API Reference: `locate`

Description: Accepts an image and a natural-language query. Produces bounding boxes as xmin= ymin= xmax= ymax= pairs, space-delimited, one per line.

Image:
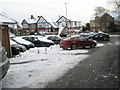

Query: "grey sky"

xmin=1 ymin=0 xmax=110 ymax=24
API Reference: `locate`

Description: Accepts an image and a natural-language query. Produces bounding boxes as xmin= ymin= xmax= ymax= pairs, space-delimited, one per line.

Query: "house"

xmin=21 ymin=15 xmax=38 ymax=35
xmin=37 ymin=16 xmax=57 ymax=35
xmin=90 ymin=11 xmax=119 ymax=33
xmin=0 ymin=13 xmax=17 ymax=57
xmin=21 ymin=15 xmax=57 ymax=35
xmin=56 ymin=16 xmax=81 ymax=30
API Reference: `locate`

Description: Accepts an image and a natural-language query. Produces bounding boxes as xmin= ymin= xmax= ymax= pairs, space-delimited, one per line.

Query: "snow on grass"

xmin=2 ymin=45 xmax=89 ymax=88
xmin=96 ymin=43 xmax=104 ymax=47
xmin=110 ymin=35 xmax=120 ymax=37
xmin=115 ymin=41 xmax=120 ymax=45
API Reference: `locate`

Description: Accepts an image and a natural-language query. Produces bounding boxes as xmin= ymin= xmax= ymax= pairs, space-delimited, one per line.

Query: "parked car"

xmin=59 ymin=36 xmax=97 ymax=50
xmin=46 ymin=35 xmax=62 ymax=44
xmin=11 ymin=45 xmax=20 ymax=55
xmin=0 ymin=46 xmax=10 ymax=79
xmin=80 ymin=32 xmax=97 ymax=37
xmin=22 ymin=36 xmax=54 ymax=47
xmin=11 ymin=37 xmax=34 ymax=50
xmin=80 ymin=32 xmax=91 ymax=37
xmin=88 ymin=33 xmax=110 ymax=41
xmin=10 ymin=40 xmax=26 ymax=55
xmin=60 ymin=29 xmax=68 ymax=37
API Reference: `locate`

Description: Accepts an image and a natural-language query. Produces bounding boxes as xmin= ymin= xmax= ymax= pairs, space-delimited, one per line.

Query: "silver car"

xmin=0 ymin=46 xmax=10 ymax=79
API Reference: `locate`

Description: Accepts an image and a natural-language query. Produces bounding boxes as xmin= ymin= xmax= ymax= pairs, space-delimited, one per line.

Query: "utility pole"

xmin=65 ymin=2 xmax=67 ymax=18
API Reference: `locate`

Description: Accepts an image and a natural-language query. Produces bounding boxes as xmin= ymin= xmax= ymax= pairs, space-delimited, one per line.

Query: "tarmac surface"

xmin=46 ymin=36 xmax=120 ymax=88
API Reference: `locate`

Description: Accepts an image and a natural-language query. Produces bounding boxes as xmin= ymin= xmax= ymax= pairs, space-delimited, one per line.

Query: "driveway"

xmin=46 ymin=36 xmax=120 ymax=88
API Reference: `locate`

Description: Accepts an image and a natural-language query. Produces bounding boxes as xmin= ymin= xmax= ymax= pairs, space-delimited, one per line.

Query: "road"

xmin=46 ymin=36 xmax=120 ymax=88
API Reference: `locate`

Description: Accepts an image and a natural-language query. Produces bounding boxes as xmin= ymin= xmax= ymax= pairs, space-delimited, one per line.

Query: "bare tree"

xmin=94 ymin=7 xmax=106 ymax=17
xmin=107 ymin=0 xmax=120 ymax=19
xmin=107 ymin=0 xmax=120 ymax=8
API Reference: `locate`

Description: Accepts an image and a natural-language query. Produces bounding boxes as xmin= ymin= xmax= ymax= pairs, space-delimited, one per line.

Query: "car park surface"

xmin=2 ymin=35 xmax=119 ymax=88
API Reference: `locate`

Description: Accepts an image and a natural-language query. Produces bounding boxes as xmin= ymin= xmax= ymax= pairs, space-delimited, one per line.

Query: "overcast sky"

xmin=1 ymin=0 xmax=110 ymax=24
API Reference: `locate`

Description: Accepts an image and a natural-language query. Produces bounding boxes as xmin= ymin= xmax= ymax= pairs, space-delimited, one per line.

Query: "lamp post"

xmin=65 ymin=2 xmax=67 ymax=18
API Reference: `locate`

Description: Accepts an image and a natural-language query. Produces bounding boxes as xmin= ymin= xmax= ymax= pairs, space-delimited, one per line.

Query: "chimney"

xmin=38 ymin=16 xmax=40 ymax=18
xmin=31 ymin=15 xmax=34 ymax=19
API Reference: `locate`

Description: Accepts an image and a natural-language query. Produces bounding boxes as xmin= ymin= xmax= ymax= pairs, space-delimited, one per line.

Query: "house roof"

xmin=26 ymin=18 xmax=38 ymax=24
xmin=91 ymin=11 xmax=118 ymax=20
xmin=56 ymin=16 xmax=70 ymax=22
xmin=0 ymin=13 xmax=17 ymax=25
xmin=56 ymin=16 xmax=81 ymax=22
xmin=67 ymin=17 xmax=81 ymax=22
xmin=43 ymin=16 xmax=57 ymax=28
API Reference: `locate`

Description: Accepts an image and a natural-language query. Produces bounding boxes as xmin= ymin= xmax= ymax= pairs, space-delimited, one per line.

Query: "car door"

xmin=79 ymin=37 xmax=90 ymax=46
xmin=74 ymin=37 xmax=83 ymax=47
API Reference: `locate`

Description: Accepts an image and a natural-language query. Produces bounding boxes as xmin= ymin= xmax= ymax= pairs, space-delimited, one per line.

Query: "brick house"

xmin=90 ymin=12 xmax=115 ymax=33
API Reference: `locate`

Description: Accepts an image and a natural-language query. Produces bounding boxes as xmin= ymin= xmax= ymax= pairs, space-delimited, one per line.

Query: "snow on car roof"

xmin=13 ymin=37 xmax=32 ymax=45
xmin=10 ymin=39 xmax=17 ymax=45
xmin=37 ymin=37 xmax=54 ymax=43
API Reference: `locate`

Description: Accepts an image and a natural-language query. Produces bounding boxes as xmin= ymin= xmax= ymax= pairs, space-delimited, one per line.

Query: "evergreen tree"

xmin=108 ymin=22 xmax=119 ymax=32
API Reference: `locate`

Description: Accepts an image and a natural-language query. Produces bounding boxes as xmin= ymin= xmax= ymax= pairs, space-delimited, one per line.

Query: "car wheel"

xmin=63 ymin=48 xmax=67 ymax=50
xmin=71 ymin=44 xmax=77 ymax=50
xmin=82 ymin=46 xmax=85 ymax=49
xmin=90 ymin=43 xmax=96 ymax=48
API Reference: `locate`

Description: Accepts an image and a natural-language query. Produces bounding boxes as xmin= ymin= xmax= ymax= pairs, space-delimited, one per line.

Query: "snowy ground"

xmin=2 ymin=43 xmax=104 ymax=88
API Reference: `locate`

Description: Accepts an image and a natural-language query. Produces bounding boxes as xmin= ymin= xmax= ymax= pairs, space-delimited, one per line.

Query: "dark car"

xmin=11 ymin=37 xmax=34 ymax=50
xmin=11 ymin=45 xmax=21 ymax=55
xmin=22 ymin=36 xmax=54 ymax=47
xmin=59 ymin=36 xmax=97 ymax=50
xmin=88 ymin=33 xmax=110 ymax=41
xmin=47 ymin=35 xmax=62 ymax=44
xmin=10 ymin=40 xmax=26 ymax=55
xmin=0 ymin=46 xmax=10 ymax=79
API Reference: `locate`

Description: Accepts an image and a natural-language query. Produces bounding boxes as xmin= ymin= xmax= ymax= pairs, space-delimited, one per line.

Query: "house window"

xmin=98 ymin=24 xmax=100 ymax=27
xmin=23 ymin=24 xmax=29 ymax=28
xmin=92 ymin=29 xmax=95 ymax=32
xmin=30 ymin=24 xmax=36 ymax=28
xmin=92 ymin=24 xmax=95 ymax=27
xmin=107 ymin=22 xmax=110 ymax=26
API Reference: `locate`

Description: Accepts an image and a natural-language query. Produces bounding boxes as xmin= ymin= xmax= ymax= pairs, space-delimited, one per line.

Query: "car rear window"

xmin=74 ymin=37 xmax=87 ymax=40
xmin=63 ymin=37 xmax=71 ymax=40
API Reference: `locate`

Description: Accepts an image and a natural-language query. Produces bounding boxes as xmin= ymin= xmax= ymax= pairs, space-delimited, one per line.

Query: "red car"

xmin=59 ymin=36 xmax=97 ymax=50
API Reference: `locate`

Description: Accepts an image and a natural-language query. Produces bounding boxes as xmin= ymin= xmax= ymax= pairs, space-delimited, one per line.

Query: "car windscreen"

xmin=74 ymin=37 xmax=87 ymax=40
xmin=63 ymin=37 xmax=71 ymax=40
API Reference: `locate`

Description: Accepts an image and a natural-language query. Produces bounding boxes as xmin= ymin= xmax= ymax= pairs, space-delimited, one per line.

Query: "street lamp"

xmin=65 ymin=2 xmax=67 ymax=18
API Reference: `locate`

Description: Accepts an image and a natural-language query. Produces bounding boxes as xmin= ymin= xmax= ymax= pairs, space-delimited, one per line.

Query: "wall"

xmin=1 ymin=25 xmax=11 ymax=57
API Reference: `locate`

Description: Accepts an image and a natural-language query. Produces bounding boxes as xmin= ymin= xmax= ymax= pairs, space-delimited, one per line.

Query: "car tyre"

xmin=71 ymin=44 xmax=77 ymax=50
xmin=90 ymin=43 xmax=96 ymax=48
xmin=63 ymin=48 xmax=67 ymax=50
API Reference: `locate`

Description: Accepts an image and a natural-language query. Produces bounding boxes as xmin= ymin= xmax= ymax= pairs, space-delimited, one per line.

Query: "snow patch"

xmin=96 ymin=43 xmax=104 ymax=47
xmin=2 ymin=45 xmax=89 ymax=88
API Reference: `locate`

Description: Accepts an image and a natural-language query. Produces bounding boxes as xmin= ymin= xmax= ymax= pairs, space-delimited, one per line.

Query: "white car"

xmin=11 ymin=37 xmax=34 ymax=50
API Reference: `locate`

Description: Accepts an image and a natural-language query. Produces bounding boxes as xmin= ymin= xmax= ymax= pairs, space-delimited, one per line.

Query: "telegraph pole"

xmin=65 ymin=2 xmax=67 ymax=17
